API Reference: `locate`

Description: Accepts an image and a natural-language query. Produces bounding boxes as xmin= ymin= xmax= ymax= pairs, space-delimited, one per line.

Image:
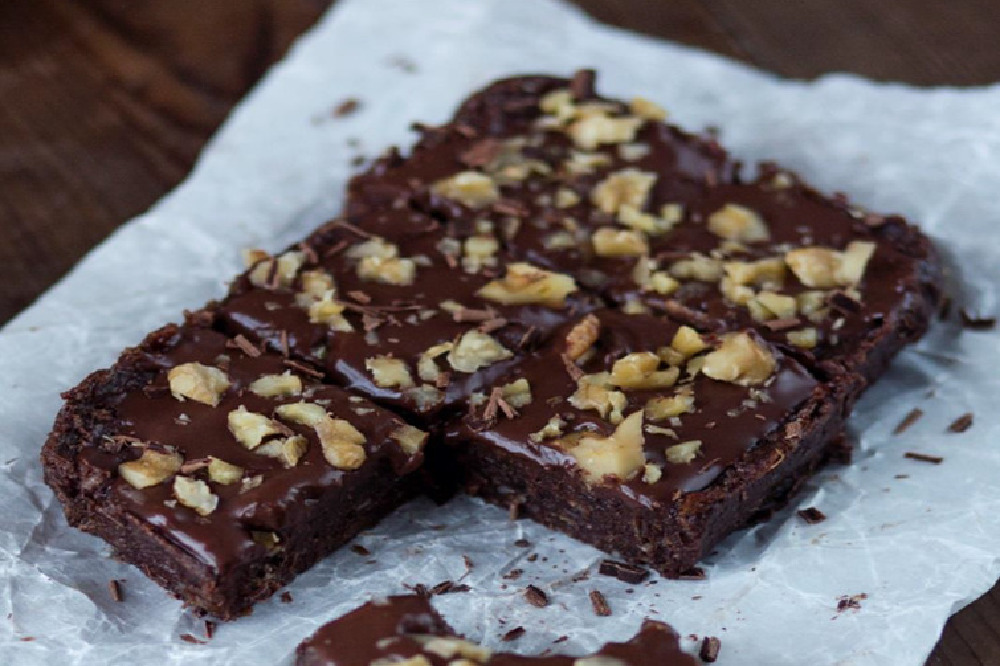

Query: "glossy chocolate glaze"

xmin=448 ymin=310 xmax=818 ymax=507
xmin=82 ymin=325 xmax=422 ymax=575
xmin=295 ymin=595 xmax=698 ymax=666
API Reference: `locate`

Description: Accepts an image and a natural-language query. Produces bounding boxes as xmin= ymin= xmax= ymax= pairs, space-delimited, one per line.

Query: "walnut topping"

xmin=787 ymin=327 xmax=818 ymax=348
xmin=569 ymin=373 xmax=627 ymax=424
xmin=632 ymin=257 xmax=679 ymax=295
xmin=249 ymin=371 xmax=303 ymax=398
xmin=447 ymin=331 xmax=513 ymax=373
xmin=297 ymin=269 xmax=335 ymax=302
xmin=275 ymin=402 xmax=367 ymax=470
xmin=629 ymin=96 xmax=667 ymax=120
xmin=405 ymin=385 xmax=445 ymax=411
xmin=173 ymin=476 xmax=218 ymax=516
xmin=530 ymin=415 xmax=566 ymax=442
xmin=358 ymin=256 xmax=417 ymax=286
xmin=642 ymin=463 xmax=663 ymax=484
xmin=228 ymin=405 xmax=286 ymax=450
xmin=591 ymin=227 xmax=649 ymax=257
xmin=365 ymin=356 xmax=415 ymax=389
xmin=671 ymin=326 xmax=707 ymax=357
xmin=645 ymin=388 xmax=695 ymax=421
xmin=707 ymin=204 xmax=770 ymax=242
xmin=167 ymin=363 xmax=230 ymax=407
xmin=591 ymin=169 xmax=657 ymax=215
xmin=419 ymin=637 xmax=492 ymax=663
xmin=565 ymin=150 xmax=612 ymax=174
xmin=747 ymin=291 xmax=798 ymax=322
xmin=723 ymin=258 xmax=785 ymax=288
xmin=700 ymin=333 xmax=776 ymax=386
xmin=417 ymin=342 xmax=453 ymax=383
xmin=565 ymin=314 xmax=600 ymax=361
xmin=565 ymin=410 xmax=645 ymax=482
xmin=476 ymin=263 xmax=577 ymax=306
xmin=462 ymin=235 xmax=500 ymax=274
xmin=308 ymin=293 xmax=353 ymax=331
xmin=665 ymin=440 xmax=702 ymax=464
xmin=609 ymin=353 xmax=679 ymax=389
xmin=618 ymin=203 xmax=681 ymax=235
xmin=207 ymin=457 xmax=243 ymax=485
xmin=499 ymin=378 xmax=533 ymax=409
xmin=555 ymin=188 xmax=580 ymax=208
xmin=431 ymin=171 xmax=500 ymax=208
xmin=118 ymin=450 xmax=183 ymax=489
xmin=248 ymin=251 xmax=305 ymax=289
xmin=256 ymin=434 xmax=309 ymax=467
xmin=390 ymin=424 xmax=428 ymax=455
xmin=785 ymin=241 xmax=876 ymax=288
xmin=568 ymin=114 xmax=643 ymax=150
xmin=669 ymin=253 xmax=724 ymax=281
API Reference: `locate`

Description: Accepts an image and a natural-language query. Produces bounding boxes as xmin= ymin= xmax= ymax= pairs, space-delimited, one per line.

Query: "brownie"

xmin=41 ymin=314 xmax=427 ymax=619
xmin=295 ymin=594 xmax=699 ymax=666
xmin=445 ymin=309 xmax=849 ymax=576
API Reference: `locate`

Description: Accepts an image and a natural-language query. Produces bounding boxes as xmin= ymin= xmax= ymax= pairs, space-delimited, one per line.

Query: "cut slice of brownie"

xmin=220 ymin=220 xmax=598 ymax=425
xmin=444 ymin=309 xmax=848 ymax=577
xmin=42 ymin=313 xmax=428 ymax=619
xmin=295 ymin=594 xmax=699 ymax=666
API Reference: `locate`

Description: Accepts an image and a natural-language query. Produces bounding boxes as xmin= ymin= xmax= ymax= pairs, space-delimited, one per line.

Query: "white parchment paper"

xmin=2 ymin=0 xmax=999 ymax=663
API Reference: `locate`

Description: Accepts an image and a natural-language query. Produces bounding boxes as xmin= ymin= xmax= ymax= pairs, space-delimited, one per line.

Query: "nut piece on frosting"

xmin=565 ymin=314 xmax=601 ymax=361
xmin=365 ymin=356 xmax=416 ymax=389
xmin=247 ymin=250 xmax=305 ymax=290
xmin=591 ymin=168 xmax=657 ymax=215
xmin=446 ymin=331 xmax=513 ymax=373
xmin=276 ymin=402 xmax=367 ymax=470
xmin=700 ymin=332 xmax=776 ymax=386
xmin=390 ymin=424 xmax=429 ymax=455
xmin=118 ymin=450 xmax=183 ymax=489
xmin=431 ymin=171 xmax=500 ymax=208
xmin=249 ymin=371 xmax=303 ymax=398
xmin=708 ymin=204 xmax=770 ymax=243
xmin=568 ymin=114 xmax=643 ymax=151
xmin=565 ymin=410 xmax=646 ymax=482
xmin=207 ymin=457 xmax=244 ymax=485
xmin=228 ymin=405 xmax=286 ymax=450
xmin=785 ymin=241 xmax=876 ymax=288
xmin=476 ymin=263 xmax=577 ymax=306
xmin=167 ymin=362 xmax=230 ymax=407
xmin=256 ymin=434 xmax=309 ymax=468
xmin=591 ymin=227 xmax=649 ymax=257
xmin=173 ymin=476 xmax=219 ymax=516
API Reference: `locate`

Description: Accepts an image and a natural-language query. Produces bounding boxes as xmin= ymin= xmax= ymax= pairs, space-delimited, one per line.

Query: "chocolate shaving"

xmin=478 ymin=318 xmax=508 ymax=334
xmin=829 ymin=290 xmax=862 ymax=313
xmin=905 ymin=451 xmax=943 ymax=464
xmin=483 ymin=388 xmax=502 ymax=422
xmin=797 ymin=507 xmax=827 ymax=524
xmin=180 ymin=634 xmax=206 ymax=645
xmin=502 ymin=626 xmax=526 ymax=642
xmin=762 ymin=317 xmax=802 ymax=332
xmin=598 ymin=559 xmax=649 ymax=584
xmin=589 ymin=590 xmax=612 ymax=617
xmin=204 ymin=620 xmax=216 ymax=640
xmin=454 ymin=123 xmax=479 ymax=139
xmin=279 ymin=330 xmax=290 ymax=357
xmin=524 ymin=585 xmax=549 ymax=608
xmin=459 ymin=138 xmax=503 ymax=168
xmin=179 ymin=458 xmax=211 ymax=474
xmin=429 ymin=580 xmax=470 ymax=595
xmin=451 ymin=306 xmax=499 ymax=323
xmin=108 ymin=579 xmax=124 ymax=603
xmin=265 ymin=256 xmax=281 ymax=290
xmin=677 ymin=567 xmax=706 ymax=581
xmin=280 ymin=591 xmax=293 ymax=603
xmin=142 ymin=384 xmax=171 ymax=399
xmin=503 ymin=569 xmax=523 ymax=581
xmin=570 ymin=68 xmax=596 ymax=101
xmin=326 ymin=218 xmax=374 ymax=239
xmin=518 ymin=326 xmax=538 ymax=350
xmin=347 ymin=290 xmax=372 ymax=304
xmin=836 ymin=593 xmax=867 ymax=612
xmin=297 ymin=241 xmax=319 ymax=264
xmin=362 ymin=313 xmax=385 ymax=332
xmin=892 ymin=408 xmax=923 ymax=435
xmin=947 ymin=412 xmax=974 ymax=433
xmin=699 ymin=636 xmax=722 ymax=663
xmin=497 ymin=394 xmax=517 ymax=419
xmin=561 ymin=353 xmax=584 ymax=381
xmin=514 ymin=538 xmax=532 ymax=548
xmin=493 ymin=199 xmax=530 ymax=217
xmin=282 ymin=359 xmax=325 ymax=379
xmin=322 ymin=239 xmax=350 ymax=259
xmin=350 ymin=544 xmax=371 ymax=556
xmin=959 ymin=309 xmax=996 ymax=330
xmin=333 ymin=98 xmax=361 ymax=118
xmin=226 ymin=334 xmax=262 ymax=357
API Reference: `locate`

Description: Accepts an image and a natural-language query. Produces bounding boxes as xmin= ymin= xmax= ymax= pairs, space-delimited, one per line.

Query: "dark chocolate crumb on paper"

xmin=700 ymin=636 xmax=722 ymax=663
xmin=947 ymin=412 xmax=974 ymax=433
xmin=599 ymin=559 xmax=650 ymax=584
xmin=797 ymin=507 xmax=827 ymax=524
xmin=905 ymin=451 xmax=943 ymax=464
xmin=892 ymin=408 xmax=923 ymax=435
xmin=524 ymin=584 xmax=549 ymax=608
xmin=589 ymin=590 xmax=612 ymax=616
xmin=502 ymin=626 xmax=526 ymax=642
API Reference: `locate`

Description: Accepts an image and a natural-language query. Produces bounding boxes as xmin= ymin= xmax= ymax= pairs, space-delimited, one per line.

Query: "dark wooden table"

xmin=1 ymin=1 xmax=996 ymax=663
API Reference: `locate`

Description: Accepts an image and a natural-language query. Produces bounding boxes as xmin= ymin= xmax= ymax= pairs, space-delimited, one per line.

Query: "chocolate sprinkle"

xmin=589 ymin=590 xmax=612 ymax=617
xmin=892 ymin=408 xmax=923 ymax=435
xmin=226 ymin=334 xmax=262 ymax=357
xmin=502 ymin=626 xmax=526 ymax=642
xmin=905 ymin=451 xmax=943 ymax=464
xmin=797 ymin=507 xmax=827 ymax=524
xmin=947 ymin=412 xmax=974 ymax=433
xmin=599 ymin=559 xmax=649 ymax=584
xmin=699 ymin=636 xmax=722 ymax=663
xmin=524 ymin=584 xmax=549 ymax=608
xmin=350 ymin=544 xmax=371 ymax=556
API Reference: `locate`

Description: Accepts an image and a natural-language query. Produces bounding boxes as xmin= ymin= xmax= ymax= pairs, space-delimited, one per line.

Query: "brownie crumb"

xmin=333 ymin=98 xmax=361 ymax=118
xmin=699 ymin=636 xmax=721 ymax=663
xmin=905 ymin=451 xmax=943 ymax=464
xmin=959 ymin=309 xmax=996 ymax=330
xmin=589 ymin=590 xmax=612 ymax=617
xmin=947 ymin=412 xmax=974 ymax=433
xmin=502 ymin=626 xmax=526 ymax=642
xmin=180 ymin=633 xmax=206 ymax=645
xmin=503 ymin=569 xmax=523 ymax=581
xmin=108 ymin=579 xmax=124 ymax=603
xmin=350 ymin=544 xmax=371 ymax=556
xmin=514 ymin=538 xmax=532 ymax=548
xmin=226 ymin=334 xmax=262 ymax=357
xmin=797 ymin=507 xmax=827 ymax=524
xmin=429 ymin=580 xmax=470 ymax=595
xmin=524 ymin=585 xmax=549 ymax=608
xmin=678 ymin=567 xmax=707 ymax=581
xmin=892 ymin=408 xmax=923 ymax=435
xmin=599 ymin=559 xmax=650 ymax=584
xmin=836 ymin=593 xmax=868 ymax=612
xmin=204 ymin=620 xmax=216 ymax=640
xmin=553 ymin=636 xmax=569 ymax=644
xmin=570 ymin=69 xmax=597 ymax=100
xmin=280 ymin=591 xmax=293 ymax=604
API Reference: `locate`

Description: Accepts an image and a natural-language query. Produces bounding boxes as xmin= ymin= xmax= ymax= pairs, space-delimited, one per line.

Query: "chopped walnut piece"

xmin=358 ymin=255 xmax=417 ymax=286
xmin=629 ymin=96 xmax=667 ymax=120
xmin=609 ymin=353 xmax=679 ymax=389
xmin=665 ymin=440 xmax=702 ymax=464
xmin=569 ymin=373 xmax=627 ymax=424
xmin=228 ymin=405 xmax=286 ymax=450
xmin=565 ymin=150 xmax=612 ymax=175
xmin=365 ymin=356 xmax=415 ymax=389
xmin=276 ymin=402 xmax=367 ymax=470
xmin=708 ymin=204 xmax=770 ymax=242
xmin=256 ymin=435 xmax=309 ymax=467
xmin=249 ymin=371 xmax=303 ymax=398
xmin=405 ymin=384 xmax=445 ymax=411
xmin=631 ymin=257 xmax=679 ymax=295
xmin=167 ymin=363 xmax=230 ymax=407
xmin=645 ymin=388 xmax=695 ymax=421
xmin=555 ymin=188 xmax=580 ymax=208
xmin=669 ymin=253 xmax=723 ymax=282
xmin=671 ymin=326 xmax=707 ymax=357
xmin=530 ymin=415 xmax=566 ymax=442
xmin=565 ymin=314 xmax=601 ymax=361
xmin=297 ymin=269 xmax=335 ymax=302
xmin=419 ymin=637 xmax=492 ymax=663
xmin=787 ymin=327 xmax=819 ymax=348
xmin=476 ymin=263 xmax=577 ymax=307
xmin=748 ymin=291 xmax=797 ymax=322
xmin=462 ymin=235 xmax=500 ymax=273
xmin=566 ymin=410 xmax=646 ymax=482
xmin=701 ymin=333 xmax=776 ymax=386
xmin=390 ymin=424 xmax=428 ymax=455
xmin=417 ymin=342 xmax=454 ymax=383
xmin=500 ymin=378 xmax=533 ymax=409
xmin=346 ymin=237 xmax=397 ymax=260
xmin=207 ymin=457 xmax=243 ymax=485
xmin=308 ymin=292 xmax=354 ymax=331
xmin=248 ymin=251 xmax=304 ymax=289
xmin=173 ymin=476 xmax=218 ymax=516
xmin=785 ymin=241 xmax=876 ymax=288
xmin=431 ymin=171 xmax=500 ymax=208
xmin=591 ymin=169 xmax=657 ymax=215
xmin=642 ymin=463 xmax=663 ymax=484
xmin=568 ymin=114 xmax=643 ymax=150
xmin=591 ymin=227 xmax=649 ymax=257
xmin=118 ymin=450 xmax=183 ymax=489
xmin=447 ymin=331 xmax=513 ymax=373
xmin=723 ymin=258 xmax=785 ymax=288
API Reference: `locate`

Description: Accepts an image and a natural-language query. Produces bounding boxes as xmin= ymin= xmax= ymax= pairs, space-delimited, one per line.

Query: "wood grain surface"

xmin=1 ymin=1 xmax=996 ymax=662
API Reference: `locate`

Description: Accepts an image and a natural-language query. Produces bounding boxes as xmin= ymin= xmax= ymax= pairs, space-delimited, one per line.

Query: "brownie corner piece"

xmin=445 ymin=308 xmax=847 ymax=576
xmin=42 ymin=321 xmax=428 ymax=619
